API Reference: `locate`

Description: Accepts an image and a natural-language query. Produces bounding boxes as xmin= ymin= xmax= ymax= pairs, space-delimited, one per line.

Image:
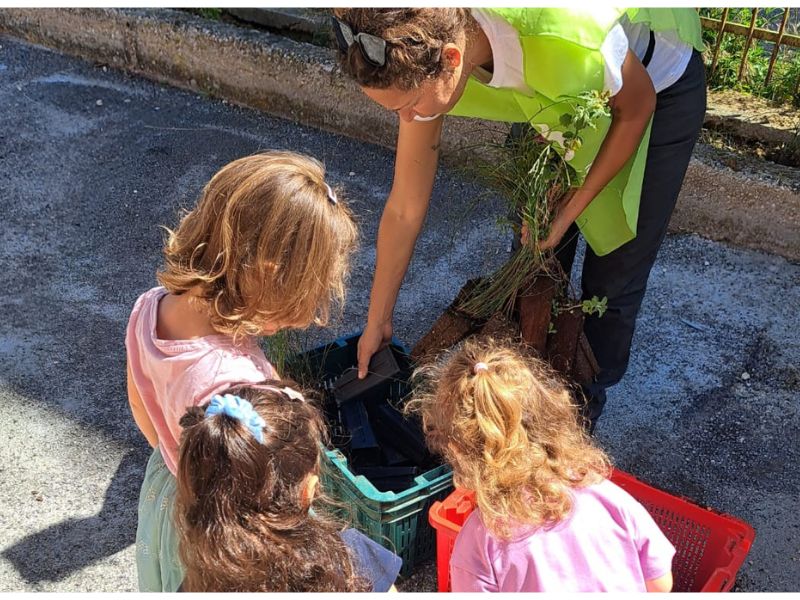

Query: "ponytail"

xmin=175 ymin=382 xmax=369 ymax=592
xmin=412 ymin=338 xmax=611 ymax=539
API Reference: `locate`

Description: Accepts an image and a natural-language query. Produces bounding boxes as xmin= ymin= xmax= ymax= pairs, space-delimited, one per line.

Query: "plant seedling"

xmin=333 ymin=346 xmax=401 ymax=406
xmin=581 ymin=295 xmax=608 ymax=318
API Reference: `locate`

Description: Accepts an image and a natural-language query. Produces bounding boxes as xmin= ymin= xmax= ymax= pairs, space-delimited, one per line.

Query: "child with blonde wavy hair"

xmin=414 ymin=338 xmax=675 ymax=592
xmin=125 ymin=150 xmax=358 ymax=592
xmin=174 ymin=382 xmax=401 ymax=592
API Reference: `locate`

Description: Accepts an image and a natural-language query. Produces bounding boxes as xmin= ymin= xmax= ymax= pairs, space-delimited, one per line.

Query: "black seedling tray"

xmin=333 ymin=346 xmax=401 ymax=406
xmin=353 ymin=466 xmax=420 ymax=493
xmin=339 ymin=400 xmax=381 ymax=467
xmin=291 ymin=333 xmax=437 ymax=492
xmin=368 ymin=402 xmax=431 ymax=466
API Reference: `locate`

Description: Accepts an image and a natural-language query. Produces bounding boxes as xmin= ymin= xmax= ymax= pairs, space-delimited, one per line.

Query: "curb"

xmin=224 ymin=8 xmax=327 ymax=36
xmin=1 ymin=7 xmax=797 ymax=262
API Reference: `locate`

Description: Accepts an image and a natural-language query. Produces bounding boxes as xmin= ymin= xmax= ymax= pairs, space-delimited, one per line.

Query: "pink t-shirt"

xmin=125 ymin=287 xmax=276 ymax=475
xmin=450 ymin=479 xmax=675 ymax=592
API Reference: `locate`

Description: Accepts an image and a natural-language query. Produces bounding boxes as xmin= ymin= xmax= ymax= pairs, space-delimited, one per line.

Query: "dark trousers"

xmin=512 ymin=51 xmax=707 ymax=431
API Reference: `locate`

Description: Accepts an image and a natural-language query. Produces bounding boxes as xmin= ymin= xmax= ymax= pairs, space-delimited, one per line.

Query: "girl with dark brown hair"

xmin=175 ymin=382 xmax=402 ymax=592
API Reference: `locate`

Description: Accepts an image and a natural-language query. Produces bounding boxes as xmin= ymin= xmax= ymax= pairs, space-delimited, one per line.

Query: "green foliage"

xmin=260 ymin=330 xmax=305 ymax=380
xmin=581 ymin=295 xmax=608 ymax=318
xmin=700 ymin=8 xmax=800 ymax=106
xmin=194 ymin=8 xmax=223 ymax=21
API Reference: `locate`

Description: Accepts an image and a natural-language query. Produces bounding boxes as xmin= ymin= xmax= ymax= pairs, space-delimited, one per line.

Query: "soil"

xmin=410 ymin=279 xmax=484 ymax=364
xmin=707 ymin=89 xmax=800 ymax=134
xmin=704 ymin=89 xmax=800 ymax=169
xmin=477 ymin=311 xmax=520 ymax=343
xmin=409 ymin=308 xmax=480 ymax=364
xmin=692 ymin=138 xmax=800 ymax=193
xmin=412 ymin=270 xmax=603 ymax=392
xmin=517 ymin=276 xmax=558 ymax=355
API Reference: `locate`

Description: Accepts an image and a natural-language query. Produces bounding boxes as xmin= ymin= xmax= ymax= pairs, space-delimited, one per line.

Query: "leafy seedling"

xmin=581 ymin=295 xmax=608 ymax=318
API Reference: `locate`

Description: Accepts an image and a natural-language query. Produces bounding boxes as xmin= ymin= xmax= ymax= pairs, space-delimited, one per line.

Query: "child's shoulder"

xmin=206 ymin=342 xmax=275 ymax=380
xmin=453 ymin=506 xmax=495 ymax=551
xmin=128 ymin=286 xmax=166 ymax=322
xmin=126 ymin=286 xmax=166 ymax=344
xmin=576 ymin=477 xmax=651 ymax=528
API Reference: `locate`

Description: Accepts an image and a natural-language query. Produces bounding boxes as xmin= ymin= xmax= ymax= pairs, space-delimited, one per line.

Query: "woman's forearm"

xmin=367 ymin=116 xmax=443 ymax=326
xmin=367 ymin=200 xmax=428 ymax=325
xmin=560 ymin=106 xmax=653 ymax=222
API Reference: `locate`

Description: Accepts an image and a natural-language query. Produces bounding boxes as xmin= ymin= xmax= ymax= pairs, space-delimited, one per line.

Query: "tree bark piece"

xmin=410 ymin=278 xmax=483 ymax=364
xmin=516 ymin=276 xmax=558 ymax=356
xmin=546 ymin=308 xmax=584 ymax=379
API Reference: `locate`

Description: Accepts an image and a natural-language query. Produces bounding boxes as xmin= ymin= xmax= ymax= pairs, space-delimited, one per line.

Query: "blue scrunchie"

xmin=205 ymin=394 xmax=267 ymax=444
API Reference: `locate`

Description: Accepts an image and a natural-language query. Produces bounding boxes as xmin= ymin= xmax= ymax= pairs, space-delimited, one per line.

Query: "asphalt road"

xmin=0 ymin=36 xmax=798 ymax=592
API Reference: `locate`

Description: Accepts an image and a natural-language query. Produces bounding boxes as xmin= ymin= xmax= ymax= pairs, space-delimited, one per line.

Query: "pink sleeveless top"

xmin=125 ymin=287 xmax=276 ymax=475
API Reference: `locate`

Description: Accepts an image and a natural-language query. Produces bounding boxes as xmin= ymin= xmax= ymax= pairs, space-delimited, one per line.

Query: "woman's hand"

xmin=359 ymin=116 xmax=443 ymax=379
xmin=520 ymin=189 xmax=576 ymax=250
xmin=538 ymin=209 xmax=573 ymax=250
xmin=358 ymin=319 xmax=394 ymax=379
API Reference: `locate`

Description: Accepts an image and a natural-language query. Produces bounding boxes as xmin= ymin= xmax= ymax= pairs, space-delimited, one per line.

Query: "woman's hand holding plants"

xmin=521 ymin=188 xmax=577 ymax=250
xmin=538 ymin=209 xmax=573 ymax=250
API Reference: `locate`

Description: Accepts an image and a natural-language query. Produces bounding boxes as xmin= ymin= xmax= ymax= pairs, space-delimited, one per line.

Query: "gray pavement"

xmin=0 ymin=37 xmax=798 ymax=592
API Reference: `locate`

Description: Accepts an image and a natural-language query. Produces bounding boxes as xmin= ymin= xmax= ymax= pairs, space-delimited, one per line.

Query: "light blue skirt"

xmin=135 ymin=446 xmax=184 ymax=592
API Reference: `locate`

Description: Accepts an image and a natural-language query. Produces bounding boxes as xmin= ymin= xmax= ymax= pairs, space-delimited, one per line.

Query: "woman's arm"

xmin=357 ymin=115 xmax=444 ymax=378
xmin=540 ymin=49 xmax=656 ymax=249
xmin=127 ymin=360 xmax=159 ymax=448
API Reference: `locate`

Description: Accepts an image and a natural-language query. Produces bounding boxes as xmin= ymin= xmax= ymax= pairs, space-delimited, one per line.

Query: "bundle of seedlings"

xmin=458 ymin=90 xmax=611 ymax=320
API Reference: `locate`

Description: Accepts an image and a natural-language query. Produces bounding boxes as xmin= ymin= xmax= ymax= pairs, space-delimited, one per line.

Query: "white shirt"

xmin=470 ymin=8 xmax=693 ymax=96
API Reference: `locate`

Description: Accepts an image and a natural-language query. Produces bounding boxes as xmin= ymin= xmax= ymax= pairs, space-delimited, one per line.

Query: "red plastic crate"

xmin=428 ymin=469 xmax=755 ymax=592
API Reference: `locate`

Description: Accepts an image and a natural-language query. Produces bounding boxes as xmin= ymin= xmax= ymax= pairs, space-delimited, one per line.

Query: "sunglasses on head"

xmin=331 ymin=17 xmax=387 ymax=68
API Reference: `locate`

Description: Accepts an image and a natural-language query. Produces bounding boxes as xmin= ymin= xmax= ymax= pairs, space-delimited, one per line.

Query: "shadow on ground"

xmin=2 ymin=449 xmax=147 ymax=584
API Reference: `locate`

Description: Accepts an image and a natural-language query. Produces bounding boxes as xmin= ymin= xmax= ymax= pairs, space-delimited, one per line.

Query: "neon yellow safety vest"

xmin=448 ymin=8 xmax=704 ymax=256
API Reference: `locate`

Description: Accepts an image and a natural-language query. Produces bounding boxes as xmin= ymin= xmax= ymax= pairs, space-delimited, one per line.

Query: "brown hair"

xmin=158 ymin=151 xmax=359 ymax=340
xmin=175 ymin=382 xmax=370 ymax=592
xmin=332 ymin=8 xmax=474 ymax=90
xmin=410 ymin=338 xmax=611 ymax=539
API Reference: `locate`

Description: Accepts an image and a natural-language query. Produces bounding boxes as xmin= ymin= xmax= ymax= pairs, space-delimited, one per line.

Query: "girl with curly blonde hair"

xmin=413 ymin=338 xmax=674 ymax=592
xmin=125 ymin=150 xmax=358 ymax=591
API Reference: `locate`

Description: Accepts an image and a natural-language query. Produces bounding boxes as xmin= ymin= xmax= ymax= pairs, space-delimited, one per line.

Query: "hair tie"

xmin=243 ymin=383 xmax=307 ymax=403
xmin=281 ymin=386 xmax=305 ymax=402
xmin=474 ymin=362 xmax=489 ymax=374
xmin=205 ymin=394 xmax=267 ymax=444
xmin=324 ymin=183 xmax=338 ymax=206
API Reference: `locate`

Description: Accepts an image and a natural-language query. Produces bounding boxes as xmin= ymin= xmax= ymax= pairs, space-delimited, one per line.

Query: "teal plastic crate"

xmin=294 ymin=332 xmax=454 ymax=576
xmin=322 ymin=449 xmax=453 ymax=577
